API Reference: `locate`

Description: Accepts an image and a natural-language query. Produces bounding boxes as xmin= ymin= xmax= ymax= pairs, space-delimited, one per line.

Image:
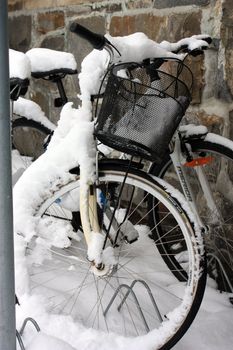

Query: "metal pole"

xmin=0 ymin=0 xmax=16 ymax=349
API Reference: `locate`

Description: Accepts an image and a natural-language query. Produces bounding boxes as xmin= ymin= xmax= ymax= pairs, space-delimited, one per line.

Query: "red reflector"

xmin=184 ymin=156 xmax=213 ymax=167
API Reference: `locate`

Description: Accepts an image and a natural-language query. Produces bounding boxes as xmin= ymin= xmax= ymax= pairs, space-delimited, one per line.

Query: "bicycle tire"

xmin=12 ymin=117 xmax=51 ymax=172
xmin=149 ymin=134 xmax=233 ymax=292
xmin=26 ymin=161 xmax=206 ymax=349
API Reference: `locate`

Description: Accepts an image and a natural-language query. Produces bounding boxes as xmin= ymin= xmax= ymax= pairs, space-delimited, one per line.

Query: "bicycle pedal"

xmin=120 ymin=221 xmax=139 ymax=244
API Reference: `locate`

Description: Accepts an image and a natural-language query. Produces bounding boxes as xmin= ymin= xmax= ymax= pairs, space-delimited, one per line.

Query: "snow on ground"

xmin=175 ymin=282 xmax=233 ymax=349
xmin=15 ymin=269 xmax=233 ymax=350
xmin=26 ymin=333 xmax=76 ymax=350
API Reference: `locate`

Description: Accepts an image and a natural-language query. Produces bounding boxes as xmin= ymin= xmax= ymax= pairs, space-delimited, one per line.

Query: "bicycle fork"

xmin=79 ymin=158 xmax=138 ymax=273
xmin=79 ymin=158 xmax=107 ymax=271
xmin=79 ymin=163 xmax=117 ymax=274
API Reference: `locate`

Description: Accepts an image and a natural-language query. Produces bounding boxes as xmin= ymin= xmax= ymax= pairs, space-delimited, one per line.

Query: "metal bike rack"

xmin=16 ymin=331 xmax=25 ymax=350
xmin=103 ymin=279 xmax=163 ymax=332
xmin=16 ymin=318 xmax=40 ymax=350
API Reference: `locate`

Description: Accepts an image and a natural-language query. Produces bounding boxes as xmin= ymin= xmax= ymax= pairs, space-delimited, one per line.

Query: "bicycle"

xmin=149 ymin=123 xmax=233 ymax=295
xmin=10 ymin=49 xmax=53 ymax=177
xmin=13 ymin=24 xmax=215 ymax=349
xmin=142 ymin=34 xmax=233 ymax=295
xmin=10 ymin=48 xmax=77 ymax=178
xmin=91 ymin=33 xmax=233 ymax=294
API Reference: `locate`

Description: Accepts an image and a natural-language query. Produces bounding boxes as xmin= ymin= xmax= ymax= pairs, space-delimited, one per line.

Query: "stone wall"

xmin=8 ymin=0 xmax=233 ymax=135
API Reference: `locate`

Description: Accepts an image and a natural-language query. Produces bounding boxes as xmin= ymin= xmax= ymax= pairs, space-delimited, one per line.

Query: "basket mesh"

xmin=95 ymin=60 xmax=192 ymax=162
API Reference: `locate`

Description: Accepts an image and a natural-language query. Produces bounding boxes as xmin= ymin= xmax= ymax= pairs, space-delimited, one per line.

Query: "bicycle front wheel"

xmin=27 ymin=161 xmax=206 ymax=349
xmin=150 ymin=134 xmax=233 ymax=292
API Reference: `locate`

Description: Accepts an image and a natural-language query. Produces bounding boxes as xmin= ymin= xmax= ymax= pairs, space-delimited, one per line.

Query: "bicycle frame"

xmin=77 ymin=42 xmax=212 ymax=270
xmin=169 ymin=130 xmax=222 ymax=232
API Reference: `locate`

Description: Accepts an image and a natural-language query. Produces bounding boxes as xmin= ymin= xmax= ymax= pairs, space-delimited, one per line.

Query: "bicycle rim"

xmin=27 ymin=164 xmax=206 ymax=349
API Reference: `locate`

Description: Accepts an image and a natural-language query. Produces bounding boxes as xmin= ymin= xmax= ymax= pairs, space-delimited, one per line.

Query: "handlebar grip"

xmin=70 ymin=22 xmax=106 ymax=50
xmin=199 ymin=36 xmax=212 ymax=45
xmin=189 ymin=49 xmax=204 ymax=57
xmin=188 ymin=43 xmax=211 ymax=56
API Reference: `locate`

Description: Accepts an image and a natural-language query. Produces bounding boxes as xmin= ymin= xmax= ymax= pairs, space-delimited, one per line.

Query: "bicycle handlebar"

xmin=70 ymin=22 xmax=107 ymax=50
xmin=70 ymin=22 xmax=212 ymax=59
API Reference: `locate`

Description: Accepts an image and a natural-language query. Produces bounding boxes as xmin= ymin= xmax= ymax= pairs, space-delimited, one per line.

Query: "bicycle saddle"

xmin=26 ymin=48 xmax=78 ymax=79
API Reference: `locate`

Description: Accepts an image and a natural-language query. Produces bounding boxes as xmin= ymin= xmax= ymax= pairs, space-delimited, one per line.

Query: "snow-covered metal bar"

xmin=0 ymin=1 xmax=16 ymax=349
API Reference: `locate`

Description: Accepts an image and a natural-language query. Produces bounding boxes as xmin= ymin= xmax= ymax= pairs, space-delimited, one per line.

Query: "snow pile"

xmin=27 ymin=333 xmax=76 ymax=350
xmin=26 ymin=48 xmax=77 ymax=73
xmin=9 ymin=49 xmax=31 ymax=80
xmin=12 ymin=150 xmax=32 ymax=184
xmin=14 ymin=102 xmax=95 ymax=239
xmin=14 ymin=97 xmax=56 ymax=130
xmin=160 ymin=34 xmax=210 ymax=52
xmin=108 ymin=32 xmax=183 ymax=61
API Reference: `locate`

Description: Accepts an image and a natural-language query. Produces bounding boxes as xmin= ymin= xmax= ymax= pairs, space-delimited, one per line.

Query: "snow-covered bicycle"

xmin=91 ymin=29 xmax=233 ymax=294
xmin=10 ymin=49 xmax=53 ymax=176
xmin=14 ymin=24 xmax=226 ymax=349
xmin=10 ymin=48 xmax=77 ymax=178
xmin=149 ymin=122 xmax=233 ymax=295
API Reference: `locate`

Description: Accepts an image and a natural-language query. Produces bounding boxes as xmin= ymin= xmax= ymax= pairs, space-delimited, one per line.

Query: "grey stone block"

xmin=8 ymin=15 xmax=32 ymax=52
xmin=153 ymin=0 xmax=210 ymax=8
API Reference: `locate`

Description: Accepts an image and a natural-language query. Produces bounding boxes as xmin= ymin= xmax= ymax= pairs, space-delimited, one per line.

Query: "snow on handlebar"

xmin=70 ymin=21 xmax=211 ymax=56
xmin=70 ymin=22 xmax=212 ymax=66
xmin=160 ymin=35 xmax=212 ymax=56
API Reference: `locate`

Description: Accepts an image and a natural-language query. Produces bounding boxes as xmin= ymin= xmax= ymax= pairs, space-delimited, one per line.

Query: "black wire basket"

xmin=94 ymin=58 xmax=192 ymax=162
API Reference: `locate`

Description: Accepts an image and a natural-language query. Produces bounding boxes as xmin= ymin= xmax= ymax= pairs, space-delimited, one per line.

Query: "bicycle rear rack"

xmin=103 ymin=279 xmax=163 ymax=332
